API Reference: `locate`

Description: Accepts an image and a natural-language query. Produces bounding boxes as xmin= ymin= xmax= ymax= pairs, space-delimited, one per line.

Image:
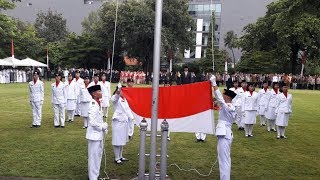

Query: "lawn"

xmin=0 ymin=81 xmax=319 ymax=179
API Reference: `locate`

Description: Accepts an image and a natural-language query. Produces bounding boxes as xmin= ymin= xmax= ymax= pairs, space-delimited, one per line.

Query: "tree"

xmin=34 ymin=9 xmax=68 ymax=43
xmin=83 ymin=0 xmax=195 ymax=72
xmin=224 ymin=31 xmax=238 ymax=66
xmin=239 ymin=0 xmax=320 ymax=74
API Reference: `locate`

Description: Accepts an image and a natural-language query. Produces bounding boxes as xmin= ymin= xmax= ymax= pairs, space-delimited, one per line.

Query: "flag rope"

xmin=168 ymin=158 xmax=218 ymax=177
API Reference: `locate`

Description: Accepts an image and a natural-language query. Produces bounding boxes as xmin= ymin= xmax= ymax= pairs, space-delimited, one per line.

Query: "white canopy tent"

xmin=21 ymin=58 xmax=47 ymax=67
xmin=1 ymin=57 xmax=29 ymax=67
xmin=0 ymin=59 xmax=13 ymax=66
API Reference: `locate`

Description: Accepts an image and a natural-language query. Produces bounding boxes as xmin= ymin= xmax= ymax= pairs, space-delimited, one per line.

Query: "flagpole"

xmin=46 ymin=46 xmax=49 ymax=67
xmin=11 ymin=39 xmax=14 ymax=58
xmin=149 ymin=0 xmax=163 ymax=178
xmin=169 ymin=50 xmax=173 ymax=72
xmin=211 ymin=0 xmax=214 ymax=72
xmin=107 ymin=49 xmax=111 ymax=71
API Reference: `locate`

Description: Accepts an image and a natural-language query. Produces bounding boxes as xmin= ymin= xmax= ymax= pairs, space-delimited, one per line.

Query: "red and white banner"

xmin=122 ymin=81 xmax=215 ymax=134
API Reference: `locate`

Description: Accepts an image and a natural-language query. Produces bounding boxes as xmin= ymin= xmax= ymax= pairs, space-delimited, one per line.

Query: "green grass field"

xmin=0 ymin=81 xmax=320 ymax=179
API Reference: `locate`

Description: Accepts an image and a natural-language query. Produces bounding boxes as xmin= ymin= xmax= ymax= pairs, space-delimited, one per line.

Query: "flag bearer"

xmin=275 ymin=84 xmax=292 ymax=139
xmin=51 ymin=73 xmax=67 ymax=128
xmin=29 ymin=70 xmax=44 ymax=128
xmin=86 ymin=85 xmax=108 ymax=179
xmin=111 ymin=83 xmax=134 ymax=164
xmin=210 ymin=75 xmax=237 ymax=180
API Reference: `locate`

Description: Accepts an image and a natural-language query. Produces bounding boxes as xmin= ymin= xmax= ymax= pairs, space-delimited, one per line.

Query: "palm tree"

xmin=224 ymin=31 xmax=238 ymax=67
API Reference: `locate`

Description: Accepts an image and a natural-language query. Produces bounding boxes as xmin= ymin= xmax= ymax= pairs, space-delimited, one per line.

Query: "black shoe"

xmin=60 ymin=126 xmax=65 ymax=128
xmin=68 ymin=119 xmax=72 ymax=122
xmin=36 ymin=125 xmax=40 ymax=128
xmin=271 ymin=129 xmax=276 ymax=132
xmin=280 ymin=136 xmax=284 ymax=139
xmin=74 ymin=115 xmax=80 ymax=117
xmin=201 ymin=139 xmax=205 ymax=143
xmin=196 ymin=139 xmax=201 ymax=142
xmin=120 ymin=158 xmax=129 ymax=161
xmin=54 ymin=126 xmax=60 ymax=128
xmin=129 ymin=136 xmax=133 ymax=140
xmin=114 ymin=159 xmax=122 ymax=164
xmin=30 ymin=125 xmax=36 ymax=128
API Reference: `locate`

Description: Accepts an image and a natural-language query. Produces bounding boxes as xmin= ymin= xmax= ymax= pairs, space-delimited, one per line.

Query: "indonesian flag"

xmin=122 ymin=81 xmax=215 ymax=134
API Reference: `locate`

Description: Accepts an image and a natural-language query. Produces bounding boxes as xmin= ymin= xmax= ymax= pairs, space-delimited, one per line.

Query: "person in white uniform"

xmin=111 ymin=83 xmax=134 ymax=164
xmin=100 ymin=73 xmax=111 ymax=119
xmin=86 ymin=85 xmax=108 ymax=180
xmin=66 ymin=73 xmax=78 ymax=122
xmin=275 ymin=84 xmax=292 ymax=139
xmin=74 ymin=70 xmax=84 ymax=116
xmin=80 ymin=76 xmax=92 ymax=129
xmin=210 ymin=75 xmax=236 ymax=180
xmin=257 ymin=81 xmax=269 ymax=126
xmin=241 ymin=83 xmax=258 ymax=137
xmin=89 ymin=73 xmax=101 ymax=87
xmin=29 ymin=71 xmax=44 ymax=128
xmin=232 ymin=80 xmax=247 ymax=130
xmin=265 ymin=82 xmax=280 ymax=132
xmin=126 ymin=78 xmax=135 ymax=140
xmin=51 ymin=73 xmax=67 ymax=128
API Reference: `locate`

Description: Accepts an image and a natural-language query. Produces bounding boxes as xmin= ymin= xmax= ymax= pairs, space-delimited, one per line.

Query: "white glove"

xmin=117 ymin=82 xmax=122 ymax=92
xmin=102 ymin=122 xmax=108 ymax=131
xmin=210 ymin=75 xmax=217 ymax=87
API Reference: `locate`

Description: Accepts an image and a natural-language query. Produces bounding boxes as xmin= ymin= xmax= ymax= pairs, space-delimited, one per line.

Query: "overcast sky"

xmin=5 ymin=0 xmax=102 ymax=34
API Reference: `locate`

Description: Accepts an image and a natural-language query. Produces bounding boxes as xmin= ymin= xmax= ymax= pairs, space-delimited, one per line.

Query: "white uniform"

xmin=231 ymin=87 xmax=245 ymax=128
xmin=74 ymin=77 xmax=84 ymax=116
xmin=111 ymin=93 xmax=134 ymax=161
xmin=51 ymin=81 xmax=67 ymax=127
xmin=214 ymin=89 xmax=236 ymax=180
xmin=86 ymin=99 xmax=108 ymax=180
xmin=80 ymin=84 xmax=92 ymax=128
xmin=241 ymin=91 xmax=258 ymax=136
xmin=65 ymin=80 xmax=78 ymax=121
xmin=275 ymin=93 xmax=292 ymax=137
xmin=257 ymin=88 xmax=269 ymax=125
xmin=265 ymin=89 xmax=280 ymax=131
xmin=29 ymin=79 xmax=44 ymax=126
xmin=100 ymin=81 xmax=111 ymax=117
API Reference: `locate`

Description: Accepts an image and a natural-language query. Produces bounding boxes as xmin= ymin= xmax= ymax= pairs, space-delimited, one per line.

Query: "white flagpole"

xmin=301 ymin=64 xmax=304 ymax=76
xmin=169 ymin=50 xmax=173 ymax=72
xmin=107 ymin=49 xmax=111 ymax=71
xmin=149 ymin=0 xmax=163 ymax=178
xmin=46 ymin=47 xmax=49 ymax=67
xmin=225 ymin=60 xmax=228 ymax=73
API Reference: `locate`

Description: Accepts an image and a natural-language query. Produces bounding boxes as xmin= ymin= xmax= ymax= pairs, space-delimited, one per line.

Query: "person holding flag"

xmin=29 ymin=70 xmax=44 ymax=128
xmin=210 ymin=75 xmax=237 ymax=180
xmin=111 ymin=83 xmax=135 ymax=164
xmin=86 ymin=85 xmax=108 ymax=179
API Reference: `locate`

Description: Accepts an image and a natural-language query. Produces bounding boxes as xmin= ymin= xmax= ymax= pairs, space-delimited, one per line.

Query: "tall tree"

xmin=84 ymin=0 xmax=195 ymax=72
xmin=34 ymin=9 xmax=68 ymax=43
xmin=224 ymin=31 xmax=238 ymax=66
xmin=239 ymin=0 xmax=320 ymax=74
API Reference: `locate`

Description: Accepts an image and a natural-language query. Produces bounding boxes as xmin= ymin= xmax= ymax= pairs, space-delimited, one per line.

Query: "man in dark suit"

xmin=180 ymin=66 xmax=192 ymax=84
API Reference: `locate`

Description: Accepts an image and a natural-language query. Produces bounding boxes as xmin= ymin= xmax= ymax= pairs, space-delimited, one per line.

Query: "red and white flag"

xmin=122 ymin=81 xmax=215 ymax=134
